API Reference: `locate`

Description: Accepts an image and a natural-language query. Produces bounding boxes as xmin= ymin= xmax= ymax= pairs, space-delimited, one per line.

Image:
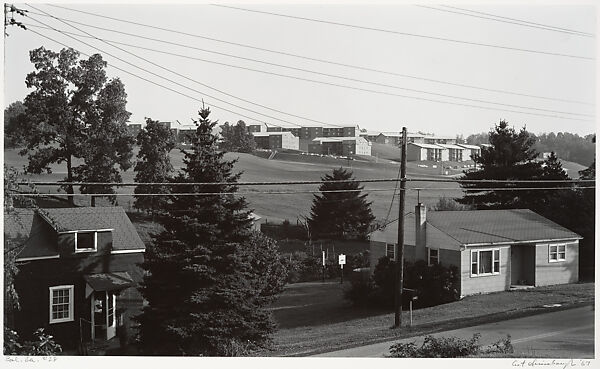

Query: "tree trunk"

xmin=66 ymin=155 xmax=74 ymax=206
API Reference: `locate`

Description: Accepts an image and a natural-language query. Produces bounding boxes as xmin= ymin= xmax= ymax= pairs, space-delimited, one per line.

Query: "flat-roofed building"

xmin=406 ymin=142 xmax=448 ymax=161
xmin=457 ymin=144 xmax=482 ymax=161
xmin=309 ymin=136 xmax=371 ymax=156
xmin=252 ymin=131 xmax=299 ymax=150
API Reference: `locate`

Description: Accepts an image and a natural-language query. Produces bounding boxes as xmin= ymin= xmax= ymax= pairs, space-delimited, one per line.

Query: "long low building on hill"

xmin=308 ymin=136 xmax=371 ymax=156
xmin=252 ymin=131 xmax=299 ymax=150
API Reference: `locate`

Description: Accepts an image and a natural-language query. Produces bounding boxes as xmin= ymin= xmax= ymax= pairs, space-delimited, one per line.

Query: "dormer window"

xmin=75 ymin=231 xmax=98 ymax=253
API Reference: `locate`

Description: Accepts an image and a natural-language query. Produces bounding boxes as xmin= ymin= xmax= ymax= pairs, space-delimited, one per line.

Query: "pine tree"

xmin=308 ymin=167 xmax=375 ymax=240
xmin=135 ymin=106 xmax=285 ymax=356
xmin=133 ymin=118 xmax=176 ymax=214
xmin=457 ymin=120 xmax=559 ymax=210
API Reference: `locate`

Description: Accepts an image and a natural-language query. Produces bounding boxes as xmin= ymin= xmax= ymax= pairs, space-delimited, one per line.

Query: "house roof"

xmin=457 ymin=144 xmax=480 ymax=150
xmin=41 ymin=207 xmax=145 ymax=251
xmin=5 ymin=207 xmax=145 ymax=260
xmin=436 ymin=143 xmax=465 ymax=150
xmin=84 ymin=272 xmax=135 ymax=292
xmin=408 ymin=142 xmax=446 ymax=149
xmin=427 ymin=209 xmax=582 ymax=245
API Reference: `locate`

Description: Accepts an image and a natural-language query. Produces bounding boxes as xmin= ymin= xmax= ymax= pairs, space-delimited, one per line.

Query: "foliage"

xmin=135 ymin=106 xmax=285 ymax=356
xmin=220 ymin=120 xmax=255 ymax=153
xmin=4 ymin=101 xmax=27 ymax=148
xmin=4 ymin=328 xmax=62 ymax=356
xmin=389 ymin=333 xmax=513 ymax=358
xmin=431 ymin=197 xmax=471 ymax=211
xmin=465 ymin=132 xmax=489 ymax=146
xmin=345 ymin=257 xmax=459 ymax=308
xmin=73 ymin=78 xmax=135 ymax=205
xmin=134 ymin=118 xmax=176 ymax=213
xmin=457 ymin=121 xmax=569 ymax=212
xmin=308 ymin=168 xmax=375 ymax=240
xmin=15 ymin=47 xmax=133 ymax=205
xmin=534 ymin=132 xmax=595 ymax=167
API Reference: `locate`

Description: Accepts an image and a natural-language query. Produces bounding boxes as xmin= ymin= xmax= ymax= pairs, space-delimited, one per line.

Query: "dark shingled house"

xmin=5 ymin=207 xmax=145 ymax=349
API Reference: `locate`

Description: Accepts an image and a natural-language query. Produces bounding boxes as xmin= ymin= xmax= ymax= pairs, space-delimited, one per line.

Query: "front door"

xmin=92 ymin=291 xmax=117 ymax=341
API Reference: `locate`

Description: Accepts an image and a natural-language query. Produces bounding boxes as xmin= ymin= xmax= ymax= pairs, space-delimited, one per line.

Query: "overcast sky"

xmin=3 ymin=1 xmax=597 ymax=137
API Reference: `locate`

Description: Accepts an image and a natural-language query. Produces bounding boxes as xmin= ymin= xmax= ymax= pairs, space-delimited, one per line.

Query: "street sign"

xmin=338 ymin=254 xmax=346 ymax=265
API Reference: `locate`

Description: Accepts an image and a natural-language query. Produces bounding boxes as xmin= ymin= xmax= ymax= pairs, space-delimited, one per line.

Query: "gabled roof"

xmin=5 ymin=207 xmax=145 ymax=260
xmin=40 ymin=207 xmax=145 ymax=251
xmin=436 ymin=143 xmax=465 ymax=150
xmin=427 ymin=209 xmax=582 ymax=245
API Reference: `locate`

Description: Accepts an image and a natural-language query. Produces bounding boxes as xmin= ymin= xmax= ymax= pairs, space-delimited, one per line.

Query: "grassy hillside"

xmin=6 ymin=147 xmax=585 ymax=224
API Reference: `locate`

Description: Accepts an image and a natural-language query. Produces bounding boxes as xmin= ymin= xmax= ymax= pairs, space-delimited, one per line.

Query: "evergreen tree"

xmin=457 ymin=121 xmax=568 ymax=211
xmin=135 ymin=106 xmax=285 ymax=356
xmin=133 ymin=118 xmax=176 ymax=213
xmin=308 ymin=167 xmax=375 ymax=240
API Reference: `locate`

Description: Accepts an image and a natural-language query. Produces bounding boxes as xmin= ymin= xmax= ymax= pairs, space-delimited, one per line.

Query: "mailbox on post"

xmin=403 ymin=288 xmax=418 ymax=327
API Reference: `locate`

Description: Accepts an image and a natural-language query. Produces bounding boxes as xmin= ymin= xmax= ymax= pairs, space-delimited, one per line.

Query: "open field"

xmin=4 ymin=147 xmax=587 ymax=224
xmin=4 ymin=148 xmax=464 ymax=223
xmin=264 ymin=281 xmax=594 ymax=356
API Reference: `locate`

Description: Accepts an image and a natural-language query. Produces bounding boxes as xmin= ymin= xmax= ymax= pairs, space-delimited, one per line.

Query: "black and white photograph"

xmin=2 ymin=0 xmax=596 ymax=364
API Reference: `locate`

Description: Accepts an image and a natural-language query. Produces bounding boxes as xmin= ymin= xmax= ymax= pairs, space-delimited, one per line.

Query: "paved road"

xmin=314 ymin=305 xmax=594 ymax=358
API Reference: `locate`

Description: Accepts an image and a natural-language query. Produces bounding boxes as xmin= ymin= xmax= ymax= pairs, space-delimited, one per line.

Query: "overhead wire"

xmin=26 ymin=5 xmax=348 ymax=129
xmin=23 ymin=21 xmax=594 ymax=119
xmin=43 ymin=4 xmax=593 ymax=106
xmin=22 ymin=19 xmax=594 ymax=123
xmin=211 ymin=4 xmax=594 ymax=61
xmin=440 ymin=5 xmax=594 ymax=37
xmin=24 ymin=11 xmax=317 ymax=130
xmin=417 ymin=5 xmax=594 ymax=37
xmin=9 ymin=186 xmax=594 ymax=198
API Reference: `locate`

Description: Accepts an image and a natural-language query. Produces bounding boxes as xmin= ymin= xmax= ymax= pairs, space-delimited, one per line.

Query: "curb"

xmin=277 ymin=300 xmax=594 ymax=357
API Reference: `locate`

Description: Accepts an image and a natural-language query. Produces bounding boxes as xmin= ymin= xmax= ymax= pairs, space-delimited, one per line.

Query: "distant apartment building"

xmin=423 ymin=135 xmax=456 ymax=145
xmin=457 ymin=144 xmax=482 ymax=161
xmin=436 ymin=143 xmax=466 ymax=162
xmin=407 ymin=143 xmax=447 ymax=161
xmin=308 ymin=136 xmax=371 ymax=156
xmin=375 ymin=132 xmax=426 ymax=145
xmin=252 ymin=131 xmax=299 ymax=150
xmin=359 ymin=131 xmax=381 ymax=142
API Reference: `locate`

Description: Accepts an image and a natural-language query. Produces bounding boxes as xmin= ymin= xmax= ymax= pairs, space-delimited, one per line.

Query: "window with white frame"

xmin=49 ymin=285 xmax=74 ymax=324
xmin=470 ymin=249 xmax=500 ymax=276
xmin=386 ymin=243 xmax=396 ymax=260
xmin=75 ymin=231 xmax=97 ymax=252
xmin=428 ymin=248 xmax=439 ymax=265
xmin=549 ymin=244 xmax=566 ymax=262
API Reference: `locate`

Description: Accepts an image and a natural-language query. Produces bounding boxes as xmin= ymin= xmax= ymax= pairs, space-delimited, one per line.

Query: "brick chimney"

xmin=415 ymin=203 xmax=427 ymax=259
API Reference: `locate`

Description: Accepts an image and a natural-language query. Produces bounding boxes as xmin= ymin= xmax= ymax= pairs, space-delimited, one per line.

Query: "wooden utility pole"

xmin=394 ymin=127 xmax=408 ymax=328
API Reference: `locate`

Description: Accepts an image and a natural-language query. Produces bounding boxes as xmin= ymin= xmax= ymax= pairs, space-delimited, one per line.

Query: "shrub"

xmin=4 ymin=327 xmax=62 ymax=356
xmin=344 ymin=257 xmax=460 ymax=308
xmin=389 ymin=333 xmax=513 ymax=358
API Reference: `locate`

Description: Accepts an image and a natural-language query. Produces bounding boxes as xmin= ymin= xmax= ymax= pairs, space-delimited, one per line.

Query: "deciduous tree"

xmin=133 ymin=118 xmax=176 ymax=213
xmin=16 ymin=47 xmax=133 ymax=205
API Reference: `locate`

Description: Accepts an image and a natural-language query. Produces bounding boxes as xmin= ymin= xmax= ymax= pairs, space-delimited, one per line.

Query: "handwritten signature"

xmin=5 ymin=356 xmax=58 ymax=364
xmin=512 ymin=359 xmax=592 ymax=369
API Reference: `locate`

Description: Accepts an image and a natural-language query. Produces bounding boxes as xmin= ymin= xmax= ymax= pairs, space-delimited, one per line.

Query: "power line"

xmin=25 ymin=7 xmax=345 ymax=129
xmin=25 ymin=20 xmax=593 ymax=124
xmin=43 ymin=4 xmax=594 ymax=106
xmin=440 ymin=5 xmax=594 ymax=37
xmin=212 ymin=4 xmax=594 ymax=61
xmin=417 ymin=5 xmax=594 ymax=38
xmin=16 ymin=178 xmax=595 ymax=187
xmin=24 ymin=21 xmax=594 ymax=119
xmin=10 ymin=186 xmax=594 ymax=198
xmin=24 ymin=12 xmax=313 ymax=130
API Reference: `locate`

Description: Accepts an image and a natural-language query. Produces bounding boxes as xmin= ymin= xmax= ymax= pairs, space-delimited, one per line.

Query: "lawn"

xmin=262 ymin=281 xmax=594 ymax=356
xmin=4 ymin=147 xmax=466 ymax=223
